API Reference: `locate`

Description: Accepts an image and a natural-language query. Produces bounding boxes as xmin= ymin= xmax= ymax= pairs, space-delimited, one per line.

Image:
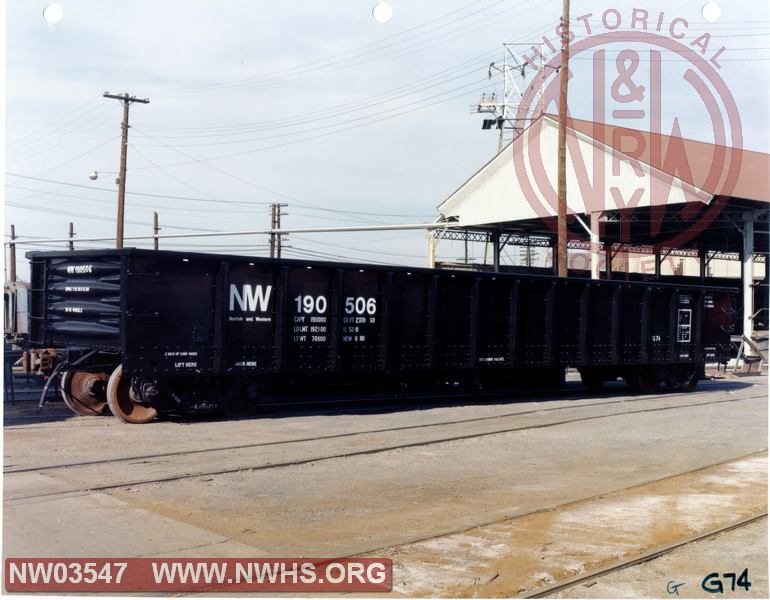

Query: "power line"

xmin=5 ymin=201 xmax=218 ymax=232
xmin=8 ymin=96 xmax=105 ymax=154
xmin=128 ymin=128 xmax=419 ymax=225
xmin=138 ymin=73 xmax=486 ymax=148
xmin=140 ymin=61 xmax=494 ymax=140
xmin=141 ymin=50 xmax=498 ymax=135
xmin=31 ymin=135 xmax=120 ymax=177
xmin=130 ymin=143 xmax=226 ymax=204
xmin=10 ymin=102 xmax=115 ymax=162
xmin=5 ymin=173 xmax=271 ymax=205
xmin=156 ymin=0 xmax=509 ymax=96
xmin=5 ymin=173 xmax=435 ymax=224
xmin=128 ymin=79 xmax=494 ymax=167
xmin=135 ymin=75 xmax=490 ymax=148
xmin=291 ymin=236 xmax=426 ymax=259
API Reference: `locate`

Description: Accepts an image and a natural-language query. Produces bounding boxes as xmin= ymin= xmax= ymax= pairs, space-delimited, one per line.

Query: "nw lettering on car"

xmin=229 ymin=284 xmax=272 ymax=312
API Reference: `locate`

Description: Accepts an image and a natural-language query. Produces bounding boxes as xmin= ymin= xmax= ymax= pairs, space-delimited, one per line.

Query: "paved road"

xmin=3 ymin=376 xmax=767 ymax=595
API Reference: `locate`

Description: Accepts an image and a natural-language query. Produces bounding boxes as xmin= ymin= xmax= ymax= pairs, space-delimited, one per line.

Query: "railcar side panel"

xmin=620 ymin=287 xmax=644 ymax=363
xmin=555 ymin=280 xmax=584 ymax=365
xmin=25 ymin=249 xmax=737 ymax=394
xmin=123 ymin=254 xmax=217 ymax=375
xmin=32 ymin=255 xmax=122 ymax=350
xmin=225 ymin=261 xmax=278 ymax=373
xmin=517 ymin=280 xmax=554 ymax=367
xmin=476 ymin=277 xmax=513 ymax=368
xmin=286 ymin=265 xmax=333 ymax=373
xmin=587 ymin=285 xmax=614 ymax=365
xmin=389 ymin=272 xmax=430 ymax=371
xmin=435 ymin=274 xmax=474 ymax=369
xmin=338 ymin=268 xmax=382 ymax=372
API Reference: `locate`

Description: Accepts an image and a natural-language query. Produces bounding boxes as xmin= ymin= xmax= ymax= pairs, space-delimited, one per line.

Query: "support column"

xmin=699 ymin=248 xmax=707 ymax=283
xmin=8 ymin=224 xmax=16 ymax=283
xmin=654 ymin=251 xmax=662 ymax=280
xmin=427 ymin=231 xmax=436 ymax=268
xmin=605 ymin=246 xmax=613 ymax=280
xmin=492 ymin=231 xmax=501 ymax=273
xmin=743 ymin=213 xmax=754 ymax=344
xmin=590 ymin=212 xmax=601 ymax=280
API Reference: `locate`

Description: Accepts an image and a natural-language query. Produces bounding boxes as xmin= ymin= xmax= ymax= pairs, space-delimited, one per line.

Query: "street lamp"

xmin=88 ymin=170 xmax=119 ymax=184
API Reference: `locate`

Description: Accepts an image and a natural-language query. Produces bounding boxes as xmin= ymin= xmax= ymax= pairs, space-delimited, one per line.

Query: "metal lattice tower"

xmin=473 ymin=43 xmax=546 ymax=152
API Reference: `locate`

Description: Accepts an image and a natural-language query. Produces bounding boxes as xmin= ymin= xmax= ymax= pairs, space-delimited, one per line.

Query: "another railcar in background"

xmin=24 ymin=249 xmax=735 ymax=423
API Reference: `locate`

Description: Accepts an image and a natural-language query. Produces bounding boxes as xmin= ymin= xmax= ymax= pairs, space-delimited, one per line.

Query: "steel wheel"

xmin=665 ymin=365 xmax=699 ymax=392
xmin=579 ymin=369 xmax=605 ymax=392
xmin=60 ymin=371 xmax=109 ymax=416
xmin=632 ymin=366 xmax=661 ymax=394
xmin=106 ymin=364 xmax=158 ymax=424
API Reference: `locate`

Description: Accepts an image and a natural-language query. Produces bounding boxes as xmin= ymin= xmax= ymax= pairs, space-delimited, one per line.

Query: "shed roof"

xmin=564 ymin=114 xmax=770 ymax=203
xmin=437 ymin=113 xmax=770 ymax=228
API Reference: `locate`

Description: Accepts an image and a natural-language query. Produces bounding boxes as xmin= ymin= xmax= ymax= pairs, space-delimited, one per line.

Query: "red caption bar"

xmin=5 ymin=558 xmax=392 ymax=593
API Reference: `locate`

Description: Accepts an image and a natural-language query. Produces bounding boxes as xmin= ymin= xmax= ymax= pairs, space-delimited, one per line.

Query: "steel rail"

xmin=523 ymin=513 xmax=769 ymax=598
xmin=5 ymin=377 xmax=755 ymax=429
xmin=345 ymin=450 xmax=767 ymax=558
xmin=4 ymin=394 xmax=764 ymax=503
xmin=4 ymin=388 xmax=762 ymax=474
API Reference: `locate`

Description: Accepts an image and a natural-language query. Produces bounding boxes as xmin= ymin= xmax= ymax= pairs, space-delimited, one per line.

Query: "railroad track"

xmin=0 ymin=386 xmax=589 ymax=428
xmin=5 ymin=391 xmax=764 ymax=503
xmin=4 ymin=381 xmax=761 ymax=471
xmin=4 ymin=377 xmax=755 ymax=429
xmin=0 ymin=385 xmax=637 ymax=428
xmin=522 ymin=513 xmax=768 ymax=598
xmin=348 ymin=450 xmax=767 ymax=558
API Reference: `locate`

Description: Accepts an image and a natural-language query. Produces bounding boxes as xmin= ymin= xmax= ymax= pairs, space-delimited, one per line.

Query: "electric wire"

xmin=156 ymin=0 xmax=510 ymax=96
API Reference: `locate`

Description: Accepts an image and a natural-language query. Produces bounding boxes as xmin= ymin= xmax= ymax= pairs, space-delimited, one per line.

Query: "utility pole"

xmin=68 ymin=222 xmax=74 ymax=251
xmin=556 ymin=0 xmax=570 ymax=278
xmin=8 ymin=225 xmax=17 ymax=282
xmin=153 ymin=212 xmax=160 ymax=250
xmin=269 ymin=204 xmax=277 ymax=258
xmin=269 ymin=203 xmax=288 ymax=258
xmin=103 ymin=92 xmax=150 ymax=249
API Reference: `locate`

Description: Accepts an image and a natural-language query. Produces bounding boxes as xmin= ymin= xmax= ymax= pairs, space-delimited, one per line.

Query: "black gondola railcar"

xmin=25 ymin=248 xmax=735 ymax=423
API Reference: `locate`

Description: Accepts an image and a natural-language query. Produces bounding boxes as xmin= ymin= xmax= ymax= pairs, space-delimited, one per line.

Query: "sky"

xmin=4 ymin=0 xmax=770 ymax=279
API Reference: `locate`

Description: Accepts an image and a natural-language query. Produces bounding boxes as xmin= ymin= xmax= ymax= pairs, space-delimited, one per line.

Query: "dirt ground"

xmin=3 ymin=375 xmax=768 ymax=597
xmin=551 ymin=518 xmax=768 ymax=599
